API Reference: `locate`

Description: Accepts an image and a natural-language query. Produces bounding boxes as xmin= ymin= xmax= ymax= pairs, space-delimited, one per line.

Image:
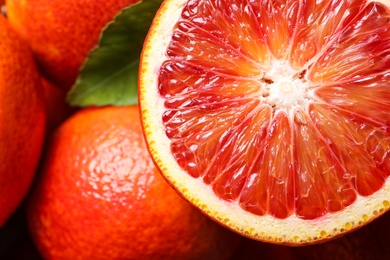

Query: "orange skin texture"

xmin=27 ymin=106 xmax=241 ymax=260
xmin=41 ymin=78 xmax=76 ymax=133
xmin=5 ymin=0 xmax=140 ymax=90
xmin=0 ymin=15 xmax=46 ymax=227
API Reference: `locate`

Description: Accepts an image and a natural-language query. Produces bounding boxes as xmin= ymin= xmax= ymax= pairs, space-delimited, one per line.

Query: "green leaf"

xmin=67 ymin=0 xmax=163 ymax=107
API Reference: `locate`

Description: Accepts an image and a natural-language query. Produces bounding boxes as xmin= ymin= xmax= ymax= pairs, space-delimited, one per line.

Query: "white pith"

xmin=260 ymin=59 xmax=313 ymax=114
xmin=139 ymin=0 xmax=390 ymax=244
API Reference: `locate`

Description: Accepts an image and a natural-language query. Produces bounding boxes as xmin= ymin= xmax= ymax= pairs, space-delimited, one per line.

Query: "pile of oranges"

xmin=0 ymin=0 xmax=241 ymax=259
xmin=1 ymin=0 xmax=390 ymax=259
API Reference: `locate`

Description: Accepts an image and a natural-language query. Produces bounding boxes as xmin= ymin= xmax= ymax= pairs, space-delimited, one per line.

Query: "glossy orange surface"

xmin=6 ymin=0 xmax=140 ymax=89
xmin=0 ymin=14 xmax=46 ymax=227
xmin=27 ymin=106 xmax=241 ymax=259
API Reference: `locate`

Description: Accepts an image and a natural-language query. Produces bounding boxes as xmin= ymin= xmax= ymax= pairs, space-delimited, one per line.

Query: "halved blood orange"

xmin=139 ymin=0 xmax=390 ymax=245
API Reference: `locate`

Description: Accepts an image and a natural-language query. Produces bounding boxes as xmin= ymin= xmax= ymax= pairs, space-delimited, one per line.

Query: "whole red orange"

xmin=27 ymin=106 xmax=241 ymax=259
xmin=0 ymin=14 xmax=46 ymax=227
xmin=5 ymin=0 xmax=139 ymax=89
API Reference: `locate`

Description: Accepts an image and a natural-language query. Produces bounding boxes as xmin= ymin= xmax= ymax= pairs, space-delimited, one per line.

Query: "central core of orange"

xmin=261 ymin=60 xmax=312 ymax=113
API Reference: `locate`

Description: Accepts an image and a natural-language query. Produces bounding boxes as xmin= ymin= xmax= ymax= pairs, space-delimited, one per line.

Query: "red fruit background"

xmin=6 ymin=0 xmax=140 ymax=89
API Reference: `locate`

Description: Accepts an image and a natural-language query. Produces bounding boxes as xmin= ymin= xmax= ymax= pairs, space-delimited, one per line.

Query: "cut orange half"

xmin=139 ymin=0 xmax=390 ymax=245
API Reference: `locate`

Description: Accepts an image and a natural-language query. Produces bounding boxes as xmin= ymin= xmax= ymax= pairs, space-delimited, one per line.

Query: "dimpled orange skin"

xmin=26 ymin=106 xmax=241 ymax=260
xmin=5 ymin=0 xmax=140 ymax=90
xmin=0 ymin=15 xmax=46 ymax=227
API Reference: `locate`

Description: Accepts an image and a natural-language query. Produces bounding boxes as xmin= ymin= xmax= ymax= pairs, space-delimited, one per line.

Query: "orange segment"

xmin=159 ymin=61 xmax=262 ymax=104
xmin=239 ymin=111 xmax=294 ymax=219
xmin=253 ymin=0 xmax=299 ymax=60
xmin=293 ymin=107 xmax=356 ymax=220
xmin=310 ymin=103 xmax=390 ymax=196
xmin=210 ymin=104 xmax=272 ymax=201
xmin=290 ymin=0 xmax=363 ymax=69
xmin=309 ymin=2 xmax=390 ymax=83
xmin=315 ymin=74 xmax=390 ymax=125
xmin=166 ymin=99 xmax=264 ymax=179
xmin=180 ymin=0 xmax=272 ymax=67
xmin=167 ymin=23 xmax=263 ymax=76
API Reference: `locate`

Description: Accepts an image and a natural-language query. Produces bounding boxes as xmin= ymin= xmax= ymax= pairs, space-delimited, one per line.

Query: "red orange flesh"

xmin=140 ymin=0 xmax=390 ymax=244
